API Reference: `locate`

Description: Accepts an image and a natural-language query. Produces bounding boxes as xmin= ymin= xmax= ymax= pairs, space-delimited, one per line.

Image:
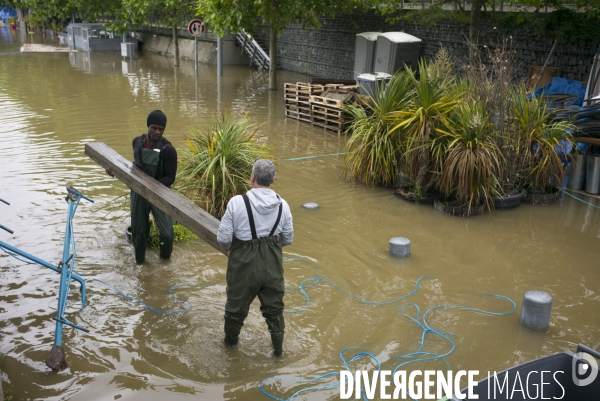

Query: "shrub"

xmin=175 ymin=113 xmax=273 ymax=218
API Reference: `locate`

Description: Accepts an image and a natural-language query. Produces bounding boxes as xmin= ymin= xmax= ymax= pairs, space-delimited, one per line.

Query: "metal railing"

xmin=236 ymin=30 xmax=270 ymax=71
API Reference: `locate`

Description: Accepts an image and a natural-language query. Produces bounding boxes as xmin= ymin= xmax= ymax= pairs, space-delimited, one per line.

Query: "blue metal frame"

xmin=0 ymin=187 xmax=93 ymax=363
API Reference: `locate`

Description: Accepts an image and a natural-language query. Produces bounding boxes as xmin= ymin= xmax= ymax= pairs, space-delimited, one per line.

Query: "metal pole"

xmin=532 ymin=39 xmax=558 ymax=93
xmin=217 ymin=36 xmax=223 ymax=77
xmin=217 ymin=75 xmax=222 ymax=118
xmin=195 ymin=37 xmax=198 ymax=77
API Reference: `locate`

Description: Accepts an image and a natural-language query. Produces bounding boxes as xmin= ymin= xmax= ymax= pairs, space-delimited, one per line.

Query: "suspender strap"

xmin=242 ymin=194 xmax=258 ymax=240
xmin=136 ymin=135 xmax=145 ymax=168
xmin=269 ymin=203 xmax=283 ymax=237
xmin=242 ymin=194 xmax=283 ymax=239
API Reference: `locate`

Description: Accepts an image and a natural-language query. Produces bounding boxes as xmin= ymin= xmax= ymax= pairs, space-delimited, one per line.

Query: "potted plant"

xmin=511 ymin=88 xmax=576 ymax=205
xmin=174 ymin=113 xmax=273 ymax=218
xmin=342 ymin=72 xmax=412 ymax=188
xmin=434 ymin=100 xmax=503 ymax=216
xmin=388 ymin=52 xmax=464 ymax=202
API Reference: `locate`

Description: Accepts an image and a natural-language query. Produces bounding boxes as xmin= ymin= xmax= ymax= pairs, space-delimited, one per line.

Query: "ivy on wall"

xmin=379 ymin=7 xmax=600 ymax=42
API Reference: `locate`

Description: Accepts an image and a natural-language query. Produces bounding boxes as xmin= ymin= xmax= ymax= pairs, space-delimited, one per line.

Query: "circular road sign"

xmin=188 ymin=19 xmax=205 ymax=37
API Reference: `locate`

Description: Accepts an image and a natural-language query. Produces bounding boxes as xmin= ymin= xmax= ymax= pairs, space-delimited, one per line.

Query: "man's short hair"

xmin=252 ymin=159 xmax=275 ymax=186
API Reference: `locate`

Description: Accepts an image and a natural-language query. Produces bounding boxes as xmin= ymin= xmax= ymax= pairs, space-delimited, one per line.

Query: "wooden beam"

xmin=85 ymin=142 xmax=225 ymax=255
xmin=575 ymin=136 xmax=600 ymax=146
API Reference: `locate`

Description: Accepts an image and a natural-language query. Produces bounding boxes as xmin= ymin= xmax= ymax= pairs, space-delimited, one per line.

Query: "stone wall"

xmin=253 ymin=12 xmax=599 ymax=83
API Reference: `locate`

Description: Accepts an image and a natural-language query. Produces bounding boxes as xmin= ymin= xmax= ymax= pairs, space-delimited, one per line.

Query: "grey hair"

xmin=252 ymin=159 xmax=275 ymax=186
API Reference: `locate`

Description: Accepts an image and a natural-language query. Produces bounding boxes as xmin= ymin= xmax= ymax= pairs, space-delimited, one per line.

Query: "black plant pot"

xmin=493 ymin=189 xmax=525 ymax=210
xmin=521 ymin=189 xmax=560 ymax=205
xmin=434 ymin=198 xmax=484 ymax=217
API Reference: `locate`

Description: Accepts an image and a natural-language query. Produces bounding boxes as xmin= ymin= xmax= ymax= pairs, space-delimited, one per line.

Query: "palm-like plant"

xmin=343 ymin=72 xmax=412 ymax=187
xmin=388 ymin=59 xmax=465 ymax=197
xmin=528 ymin=122 xmax=574 ymax=192
xmin=440 ymin=102 xmax=503 ymax=208
xmin=511 ymin=88 xmax=575 ymax=193
xmin=175 ymin=113 xmax=273 ymax=218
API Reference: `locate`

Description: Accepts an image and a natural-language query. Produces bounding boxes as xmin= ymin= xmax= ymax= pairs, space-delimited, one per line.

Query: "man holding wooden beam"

xmin=107 ymin=110 xmax=178 ymax=264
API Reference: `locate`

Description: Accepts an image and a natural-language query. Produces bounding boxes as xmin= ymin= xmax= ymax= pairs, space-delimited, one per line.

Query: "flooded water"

xmin=1 ymin=28 xmax=599 ymax=400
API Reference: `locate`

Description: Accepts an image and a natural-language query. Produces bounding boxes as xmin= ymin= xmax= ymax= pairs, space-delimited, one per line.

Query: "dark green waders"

xmin=130 ymin=146 xmax=174 ymax=264
xmin=224 ymin=194 xmax=285 ymax=356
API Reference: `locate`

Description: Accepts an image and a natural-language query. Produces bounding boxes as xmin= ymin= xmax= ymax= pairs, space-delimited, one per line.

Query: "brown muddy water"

xmin=1 ymin=28 xmax=599 ymax=401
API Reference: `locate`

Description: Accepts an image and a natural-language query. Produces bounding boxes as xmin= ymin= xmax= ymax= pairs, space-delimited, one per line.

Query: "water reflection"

xmin=1 ymin=27 xmax=599 ymax=401
xmin=560 ymin=191 xmax=600 ymax=237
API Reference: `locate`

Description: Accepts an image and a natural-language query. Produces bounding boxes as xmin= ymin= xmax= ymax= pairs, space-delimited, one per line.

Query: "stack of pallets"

xmin=284 ymin=82 xmax=324 ymax=123
xmin=310 ymin=87 xmax=359 ymax=135
xmin=284 ymin=82 xmax=359 ymax=136
xmin=310 ymin=94 xmax=349 ymax=134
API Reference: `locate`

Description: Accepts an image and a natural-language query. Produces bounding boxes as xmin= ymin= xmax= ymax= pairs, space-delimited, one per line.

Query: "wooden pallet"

xmin=339 ymin=84 xmax=359 ymax=92
xmin=311 ymin=104 xmax=344 ymax=119
xmin=285 ymin=108 xmax=312 ymax=123
xmin=284 ymin=82 xmax=324 ymax=95
xmin=285 ymin=97 xmax=312 ymax=123
xmin=312 ymin=118 xmax=346 ymax=135
xmin=296 ymin=82 xmax=325 ymax=94
xmin=310 ymin=95 xmax=345 ymax=108
xmin=285 ymin=98 xmax=311 ymax=108
xmin=286 ymin=105 xmax=311 ymax=114
xmin=285 ymin=92 xmax=311 ymax=102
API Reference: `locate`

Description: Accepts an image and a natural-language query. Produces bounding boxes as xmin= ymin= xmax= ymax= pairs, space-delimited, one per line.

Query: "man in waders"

xmin=106 ymin=110 xmax=177 ymax=264
xmin=217 ymin=159 xmax=293 ymax=356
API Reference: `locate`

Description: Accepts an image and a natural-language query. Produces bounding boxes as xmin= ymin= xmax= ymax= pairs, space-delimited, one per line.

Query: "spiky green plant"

xmin=440 ymin=101 xmax=503 ymax=209
xmin=388 ymin=59 xmax=465 ymax=196
xmin=175 ymin=113 xmax=273 ymax=218
xmin=511 ymin=88 xmax=575 ymax=193
xmin=343 ymin=72 xmax=412 ymax=187
xmin=528 ymin=122 xmax=574 ymax=192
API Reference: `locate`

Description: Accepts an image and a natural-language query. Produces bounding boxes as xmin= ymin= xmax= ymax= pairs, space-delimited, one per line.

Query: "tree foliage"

xmin=197 ymin=0 xmax=374 ymax=36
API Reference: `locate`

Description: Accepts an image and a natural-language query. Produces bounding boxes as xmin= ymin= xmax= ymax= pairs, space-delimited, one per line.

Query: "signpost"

xmin=188 ymin=19 xmax=205 ymax=77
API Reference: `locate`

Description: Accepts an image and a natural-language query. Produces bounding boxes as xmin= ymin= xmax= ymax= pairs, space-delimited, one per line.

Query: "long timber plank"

xmin=85 ymin=142 xmax=225 ymax=255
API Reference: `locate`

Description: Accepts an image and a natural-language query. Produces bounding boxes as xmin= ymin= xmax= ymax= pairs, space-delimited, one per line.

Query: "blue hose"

xmin=260 ymin=281 xmax=516 ymax=401
xmin=0 ymin=247 xmax=517 ymax=401
xmin=284 ymin=276 xmax=433 ymax=313
xmin=0 ymin=244 xmax=37 ymax=264
xmin=559 ymin=188 xmax=600 ymax=209
xmin=281 ymin=152 xmax=348 ymax=161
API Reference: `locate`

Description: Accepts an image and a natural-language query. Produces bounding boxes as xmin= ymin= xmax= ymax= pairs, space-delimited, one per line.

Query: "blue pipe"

xmin=0 ymin=239 xmax=87 ymax=303
xmin=0 ymin=223 xmax=13 ymax=234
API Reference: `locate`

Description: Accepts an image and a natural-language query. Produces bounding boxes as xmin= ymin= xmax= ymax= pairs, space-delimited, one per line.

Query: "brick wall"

xmin=253 ymin=12 xmax=599 ymax=83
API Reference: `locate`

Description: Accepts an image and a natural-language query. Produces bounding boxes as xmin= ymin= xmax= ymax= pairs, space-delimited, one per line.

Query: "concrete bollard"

xmin=302 ymin=202 xmax=319 ymax=209
xmin=520 ymin=290 xmax=553 ymax=330
xmin=389 ymin=237 xmax=411 ymax=257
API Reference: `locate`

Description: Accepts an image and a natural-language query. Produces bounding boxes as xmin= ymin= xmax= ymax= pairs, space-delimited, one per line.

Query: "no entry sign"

xmin=188 ymin=19 xmax=205 ymax=37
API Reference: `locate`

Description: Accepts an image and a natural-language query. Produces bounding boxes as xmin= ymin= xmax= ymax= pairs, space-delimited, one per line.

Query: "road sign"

xmin=188 ymin=19 xmax=205 ymax=37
